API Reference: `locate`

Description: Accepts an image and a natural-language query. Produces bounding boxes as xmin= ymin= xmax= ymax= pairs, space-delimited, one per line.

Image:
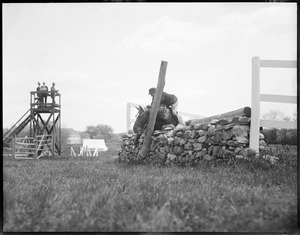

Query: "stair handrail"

xmin=3 ymin=108 xmax=31 ymax=138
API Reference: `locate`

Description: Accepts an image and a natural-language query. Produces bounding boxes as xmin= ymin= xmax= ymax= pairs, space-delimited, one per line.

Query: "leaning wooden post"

xmin=139 ymin=61 xmax=168 ymax=158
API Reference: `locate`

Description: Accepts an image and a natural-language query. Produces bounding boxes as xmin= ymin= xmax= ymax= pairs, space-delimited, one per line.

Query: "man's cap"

xmin=148 ymin=87 xmax=156 ymax=94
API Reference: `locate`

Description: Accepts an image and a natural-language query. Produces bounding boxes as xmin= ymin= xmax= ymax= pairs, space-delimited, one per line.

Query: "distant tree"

xmin=18 ymin=126 xmax=31 ymax=137
xmin=79 ymin=132 xmax=91 ymax=140
xmin=61 ymin=128 xmax=75 ymax=145
xmin=3 ymin=127 xmax=10 ymax=135
xmin=2 ymin=125 xmax=30 ymax=137
xmin=262 ymin=109 xmax=284 ymax=121
xmin=85 ymin=124 xmax=114 ymax=140
xmin=285 ymin=129 xmax=297 ymax=145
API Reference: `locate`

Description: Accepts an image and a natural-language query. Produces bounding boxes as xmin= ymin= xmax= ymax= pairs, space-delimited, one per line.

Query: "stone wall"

xmin=118 ymin=115 xmax=267 ymax=165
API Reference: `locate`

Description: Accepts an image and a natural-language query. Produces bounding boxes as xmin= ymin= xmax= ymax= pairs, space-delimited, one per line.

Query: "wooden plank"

xmin=52 ymin=108 xmax=55 ymax=157
xmin=37 ymin=150 xmax=51 ymax=159
xmin=260 ymin=120 xmax=297 ymax=129
xmin=15 ymin=151 xmax=35 ymax=155
xmin=16 ymin=146 xmax=36 ymax=150
xmin=260 ymin=60 xmax=297 ymax=68
xmin=260 ymin=94 xmax=297 ymax=104
xmin=17 ymin=147 xmax=36 ymax=151
xmin=36 ymin=134 xmax=45 ymax=153
xmin=189 ymin=107 xmax=251 ymax=126
xmin=12 ymin=135 xmax=16 ymax=158
xmin=15 ymin=157 xmax=35 ymax=160
xmin=3 ymin=147 xmax=12 ymax=150
xmin=3 ymin=153 xmax=13 ymax=157
xmin=249 ymin=56 xmax=261 ymax=151
xmin=139 ymin=61 xmax=167 ymax=158
xmin=49 ymin=113 xmax=60 ymax=134
xmin=37 ymin=114 xmax=51 ymax=134
xmin=15 ymin=137 xmax=35 ymax=140
xmin=15 ymin=142 xmax=36 ymax=146
xmin=36 ymin=134 xmax=51 ymax=138
xmin=3 ymin=109 xmax=31 ymax=138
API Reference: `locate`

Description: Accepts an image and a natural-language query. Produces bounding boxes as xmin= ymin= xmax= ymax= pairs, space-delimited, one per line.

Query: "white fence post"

xmin=249 ymin=57 xmax=297 ymax=151
xmin=250 ymin=57 xmax=261 ymax=151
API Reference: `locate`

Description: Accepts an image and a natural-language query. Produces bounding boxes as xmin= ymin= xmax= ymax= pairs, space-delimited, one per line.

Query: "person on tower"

xmin=50 ymin=82 xmax=59 ymax=105
xmin=36 ymin=82 xmax=42 ymax=104
xmin=40 ymin=82 xmax=48 ymax=105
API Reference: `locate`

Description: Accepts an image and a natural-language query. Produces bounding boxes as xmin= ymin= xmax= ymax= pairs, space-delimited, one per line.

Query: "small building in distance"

xmin=67 ymin=132 xmax=81 ymax=145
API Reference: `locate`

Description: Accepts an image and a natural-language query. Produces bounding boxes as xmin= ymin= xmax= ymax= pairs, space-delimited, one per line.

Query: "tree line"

xmin=3 ymin=124 xmax=124 ymax=145
xmin=3 ymin=110 xmax=297 ymax=146
xmin=261 ymin=110 xmax=297 ymax=145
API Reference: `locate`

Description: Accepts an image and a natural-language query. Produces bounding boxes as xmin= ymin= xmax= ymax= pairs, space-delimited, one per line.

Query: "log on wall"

xmin=188 ymin=107 xmax=251 ymax=126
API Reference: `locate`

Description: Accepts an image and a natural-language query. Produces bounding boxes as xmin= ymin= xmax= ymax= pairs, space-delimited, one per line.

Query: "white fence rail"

xmin=249 ymin=57 xmax=297 ymax=151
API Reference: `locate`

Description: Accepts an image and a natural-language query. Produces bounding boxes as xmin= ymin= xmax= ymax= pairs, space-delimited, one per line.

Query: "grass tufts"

xmin=3 ymin=144 xmax=297 ymax=232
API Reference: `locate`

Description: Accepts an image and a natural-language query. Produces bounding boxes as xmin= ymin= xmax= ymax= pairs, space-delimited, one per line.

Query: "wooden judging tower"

xmin=29 ymin=91 xmax=62 ymax=158
xmin=3 ymin=90 xmax=61 ymax=159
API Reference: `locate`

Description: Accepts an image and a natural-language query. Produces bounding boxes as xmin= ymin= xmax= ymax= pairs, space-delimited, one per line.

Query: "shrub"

xmin=262 ymin=128 xmax=297 ymax=145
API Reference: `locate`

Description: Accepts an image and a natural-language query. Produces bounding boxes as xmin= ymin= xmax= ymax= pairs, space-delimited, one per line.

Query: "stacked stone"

xmin=118 ymin=115 xmax=266 ymax=165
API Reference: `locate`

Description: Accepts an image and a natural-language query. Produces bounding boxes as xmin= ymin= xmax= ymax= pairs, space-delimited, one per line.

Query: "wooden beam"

xmin=15 ymin=142 xmax=36 ymax=146
xmin=38 ymin=113 xmax=52 ymax=134
xmin=189 ymin=107 xmax=251 ymax=126
xmin=260 ymin=94 xmax=297 ymax=104
xmin=49 ymin=113 xmax=60 ymax=133
xmin=139 ymin=61 xmax=168 ymax=158
xmin=260 ymin=120 xmax=297 ymax=129
xmin=12 ymin=135 xmax=16 ymax=159
xmin=260 ymin=60 xmax=297 ymax=68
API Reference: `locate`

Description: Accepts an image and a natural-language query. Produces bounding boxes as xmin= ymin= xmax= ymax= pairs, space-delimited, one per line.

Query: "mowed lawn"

xmin=3 ymin=145 xmax=297 ymax=232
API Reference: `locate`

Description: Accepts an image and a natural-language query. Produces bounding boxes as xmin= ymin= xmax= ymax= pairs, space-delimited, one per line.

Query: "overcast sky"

xmin=3 ymin=3 xmax=297 ymax=133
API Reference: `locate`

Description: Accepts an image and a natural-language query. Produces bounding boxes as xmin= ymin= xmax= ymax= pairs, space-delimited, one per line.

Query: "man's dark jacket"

xmin=151 ymin=91 xmax=178 ymax=106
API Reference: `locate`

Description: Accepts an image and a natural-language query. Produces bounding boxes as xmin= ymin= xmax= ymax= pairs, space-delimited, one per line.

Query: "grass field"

xmin=3 ymin=144 xmax=298 ymax=232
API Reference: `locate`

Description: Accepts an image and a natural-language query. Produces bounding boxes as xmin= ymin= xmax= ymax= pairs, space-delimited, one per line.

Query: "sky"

xmin=3 ymin=3 xmax=297 ymax=134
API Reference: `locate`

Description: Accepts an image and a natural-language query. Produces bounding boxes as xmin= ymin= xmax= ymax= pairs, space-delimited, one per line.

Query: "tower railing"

xmin=30 ymin=91 xmax=61 ymax=109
